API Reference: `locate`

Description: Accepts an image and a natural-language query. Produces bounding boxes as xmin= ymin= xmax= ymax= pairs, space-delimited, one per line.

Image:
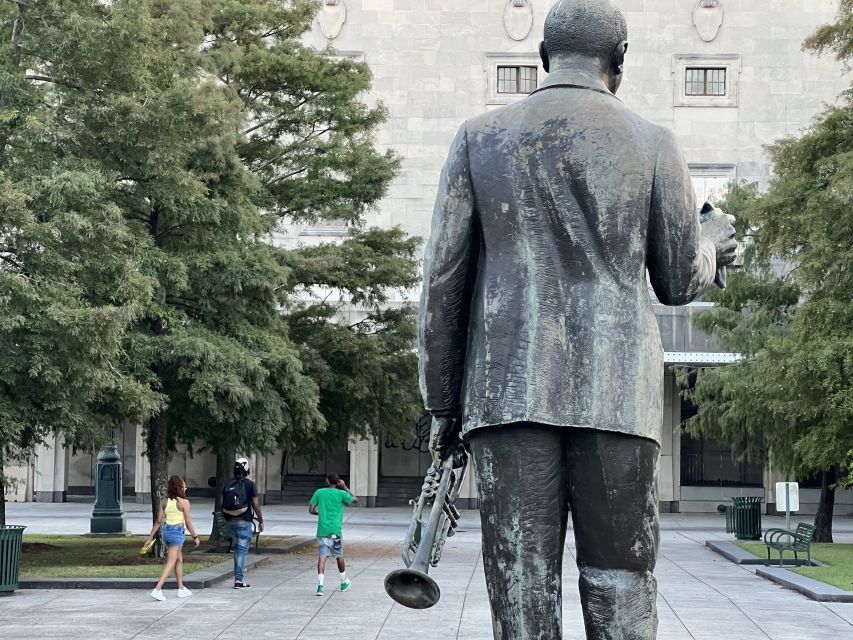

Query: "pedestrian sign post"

xmin=776 ymin=482 xmax=799 ymax=531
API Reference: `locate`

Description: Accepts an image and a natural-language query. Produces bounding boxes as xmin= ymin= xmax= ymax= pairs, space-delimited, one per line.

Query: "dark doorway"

xmin=680 ymin=396 xmax=762 ymax=487
xmin=378 ymin=411 xmax=432 ymax=506
xmin=276 ymin=445 xmax=350 ymax=505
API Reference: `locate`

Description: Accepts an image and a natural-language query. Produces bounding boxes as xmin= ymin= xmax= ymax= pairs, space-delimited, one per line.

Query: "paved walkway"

xmin=2 ymin=502 xmax=852 ymax=639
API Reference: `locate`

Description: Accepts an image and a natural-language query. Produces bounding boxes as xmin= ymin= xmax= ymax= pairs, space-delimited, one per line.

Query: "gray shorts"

xmin=318 ymin=535 xmax=344 ymax=558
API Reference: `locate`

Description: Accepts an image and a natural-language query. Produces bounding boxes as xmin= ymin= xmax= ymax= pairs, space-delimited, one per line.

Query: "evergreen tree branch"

xmin=24 ymin=75 xmax=82 ymax=90
xmin=0 ymin=254 xmax=25 ymax=272
xmin=10 ymin=1 xmax=26 ymax=68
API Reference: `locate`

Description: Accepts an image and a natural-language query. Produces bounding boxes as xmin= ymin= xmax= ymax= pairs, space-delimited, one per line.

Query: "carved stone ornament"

xmin=693 ymin=0 xmax=723 ymax=43
xmin=504 ymin=0 xmax=534 ymax=42
xmin=318 ymin=0 xmax=346 ymax=40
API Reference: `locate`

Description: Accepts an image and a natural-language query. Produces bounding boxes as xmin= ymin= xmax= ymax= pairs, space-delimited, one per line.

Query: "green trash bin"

xmin=0 ymin=525 xmax=26 ymax=595
xmin=725 ymin=497 xmax=762 ymax=540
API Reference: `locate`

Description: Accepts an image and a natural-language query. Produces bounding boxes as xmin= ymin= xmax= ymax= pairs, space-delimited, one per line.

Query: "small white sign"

xmin=776 ymin=482 xmax=799 ymax=511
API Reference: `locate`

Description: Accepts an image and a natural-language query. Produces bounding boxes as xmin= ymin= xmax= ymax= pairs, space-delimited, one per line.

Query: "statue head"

xmin=540 ymin=0 xmax=629 ymax=94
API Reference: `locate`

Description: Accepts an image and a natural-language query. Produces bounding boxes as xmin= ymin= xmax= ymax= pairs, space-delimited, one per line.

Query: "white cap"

xmin=235 ymin=457 xmax=249 ymax=474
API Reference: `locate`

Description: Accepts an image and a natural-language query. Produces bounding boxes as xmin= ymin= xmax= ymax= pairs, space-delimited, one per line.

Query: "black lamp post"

xmin=89 ymin=439 xmax=127 ymax=534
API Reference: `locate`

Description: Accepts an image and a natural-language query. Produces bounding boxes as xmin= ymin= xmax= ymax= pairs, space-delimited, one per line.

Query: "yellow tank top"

xmin=165 ymin=498 xmax=185 ymax=525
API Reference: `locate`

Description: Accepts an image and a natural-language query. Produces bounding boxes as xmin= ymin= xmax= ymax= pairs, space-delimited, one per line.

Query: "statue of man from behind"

xmin=419 ymin=1 xmax=737 ymax=638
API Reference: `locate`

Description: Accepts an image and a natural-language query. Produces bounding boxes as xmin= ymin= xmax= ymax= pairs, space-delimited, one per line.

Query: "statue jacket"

xmin=418 ymin=78 xmax=717 ymax=446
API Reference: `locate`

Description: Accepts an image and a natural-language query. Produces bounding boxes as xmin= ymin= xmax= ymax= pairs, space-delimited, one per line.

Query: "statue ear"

xmin=610 ymin=40 xmax=628 ymax=76
xmin=539 ymin=40 xmax=550 ymax=73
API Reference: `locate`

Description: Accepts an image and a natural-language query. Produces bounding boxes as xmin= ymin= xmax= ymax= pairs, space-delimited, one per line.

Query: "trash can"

xmin=725 ymin=497 xmax=762 ymax=540
xmin=0 ymin=525 xmax=26 ymax=595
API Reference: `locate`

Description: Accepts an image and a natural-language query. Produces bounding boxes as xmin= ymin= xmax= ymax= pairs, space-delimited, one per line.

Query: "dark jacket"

xmin=419 ymin=73 xmax=715 ymax=445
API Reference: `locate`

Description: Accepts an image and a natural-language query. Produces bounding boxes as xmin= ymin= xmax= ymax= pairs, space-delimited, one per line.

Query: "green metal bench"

xmin=212 ymin=511 xmax=261 ymax=554
xmin=764 ymin=522 xmax=815 ymax=567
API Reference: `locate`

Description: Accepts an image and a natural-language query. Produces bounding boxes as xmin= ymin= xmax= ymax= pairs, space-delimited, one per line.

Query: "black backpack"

xmin=222 ymin=477 xmax=249 ymax=516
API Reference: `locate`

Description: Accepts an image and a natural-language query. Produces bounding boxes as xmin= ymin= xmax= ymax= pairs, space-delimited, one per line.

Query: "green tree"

xmin=0 ymin=2 xmax=157 ymax=526
xmin=196 ymin=0 xmax=423 ymax=497
xmin=682 ymin=3 xmax=853 ymax=541
xmin=2 ymin=0 xmax=422 ymax=526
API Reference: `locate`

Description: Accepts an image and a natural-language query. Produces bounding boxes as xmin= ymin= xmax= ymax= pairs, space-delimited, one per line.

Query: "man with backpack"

xmin=309 ymin=472 xmax=359 ymax=596
xmin=221 ymin=457 xmax=264 ymax=589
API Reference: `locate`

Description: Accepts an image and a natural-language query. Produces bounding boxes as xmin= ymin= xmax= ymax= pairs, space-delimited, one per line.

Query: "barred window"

xmin=300 ymin=217 xmax=348 ymax=237
xmin=685 ymin=68 xmax=726 ymax=96
xmin=497 ymin=65 xmax=538 ymax=94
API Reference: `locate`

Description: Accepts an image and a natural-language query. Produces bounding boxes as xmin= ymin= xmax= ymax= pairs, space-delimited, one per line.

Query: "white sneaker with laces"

xmin=177 ymin=587 xmax=192 ymax=598
xmin=150 ymin=588 xmax=166 ymax=602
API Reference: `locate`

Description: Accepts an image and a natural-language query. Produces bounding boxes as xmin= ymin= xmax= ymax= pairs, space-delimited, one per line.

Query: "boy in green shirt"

xmin=309 ymin=472 xmax=359 ymax=595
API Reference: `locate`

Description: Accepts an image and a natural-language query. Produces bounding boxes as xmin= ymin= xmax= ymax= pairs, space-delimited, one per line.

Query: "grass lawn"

xmin=736 ymin=540 xmax=853 ymax=591
xmin=21 ymin=535 xmax=231 ymax=579
xmin=256 ymin=535 xmax=305 ymax=548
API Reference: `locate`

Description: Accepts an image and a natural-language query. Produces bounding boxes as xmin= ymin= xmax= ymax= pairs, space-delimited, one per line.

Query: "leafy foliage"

xmin=0 ymin=1 xmax=422 ymax=521
xmin=0 ymin=3 xmax=160 ymax=526
xmin=805 ymin=0 xmax=853 ymax=63
xmin=680 ymin=4 xmax=853 ymax=487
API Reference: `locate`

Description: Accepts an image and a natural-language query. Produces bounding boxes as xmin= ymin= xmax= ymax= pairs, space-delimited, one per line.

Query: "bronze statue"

xmin=418 ymin=1 xmax=737 ymax=638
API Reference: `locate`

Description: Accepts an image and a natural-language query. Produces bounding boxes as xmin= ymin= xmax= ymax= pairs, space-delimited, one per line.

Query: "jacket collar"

xmin=534 ymin=68 xmax=620 ymax=100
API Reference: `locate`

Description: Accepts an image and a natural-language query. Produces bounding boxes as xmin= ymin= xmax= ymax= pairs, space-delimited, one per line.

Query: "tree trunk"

xmin=214 ymin=445 xmax=236 ymax=513
xmin=813 ymin=466 xmax=836 ymax=543
xmin=279 ymin=449 xmax=288 ymax=503
xmin=209 ymin=444 xmax=236 ymax=540
xmin=144 ymin=208 xmax=169 ymax=552
xmin=144 ymin=204 xmax=166 ymax=523
xmin=146 ymin=410 xmax=169 ymax=557
xmin=0 ymin=2 xmax=26 ymax=166
xmin=147 ymin=411 xmax=169 ymax=522
xmin=10 ymin=2 xmax=26 ymax=66
xmin=0 ymin=455 xmax=6 ymax=528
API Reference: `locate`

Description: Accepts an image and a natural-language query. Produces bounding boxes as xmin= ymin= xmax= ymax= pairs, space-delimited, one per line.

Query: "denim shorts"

xmin=162 ymin=523 xmax=185 ymax=547
xmin=318 ymin=535 xmax=343 ymax=558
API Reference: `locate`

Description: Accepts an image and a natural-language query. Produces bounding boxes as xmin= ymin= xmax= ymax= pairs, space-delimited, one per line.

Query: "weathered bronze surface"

xmin=418 ymin=1 xmax=737 ymax=638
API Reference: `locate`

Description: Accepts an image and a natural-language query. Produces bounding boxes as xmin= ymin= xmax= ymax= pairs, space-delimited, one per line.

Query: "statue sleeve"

xmin=418 ymin=122 xmax=479 ymax=418
xmin=647 ymin=127 xmax=717 ymax=305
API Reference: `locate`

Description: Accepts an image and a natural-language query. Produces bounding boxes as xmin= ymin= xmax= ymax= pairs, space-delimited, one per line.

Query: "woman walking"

xmin=144 ymin=475 xmax=201 ymax=601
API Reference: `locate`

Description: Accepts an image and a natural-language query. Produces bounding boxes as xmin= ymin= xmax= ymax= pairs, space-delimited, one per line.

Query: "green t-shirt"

xmin=309 ymin=487 xmax=354 ymax=537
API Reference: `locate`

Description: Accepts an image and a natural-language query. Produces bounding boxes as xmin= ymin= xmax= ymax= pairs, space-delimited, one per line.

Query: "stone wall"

xmin=288 ymin=0 xmax=846 ymax=248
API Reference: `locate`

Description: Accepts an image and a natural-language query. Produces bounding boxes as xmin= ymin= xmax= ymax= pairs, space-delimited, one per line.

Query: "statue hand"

xmin=429 ymin=415 xmax=462 ymax=461
xmin=700 ymin=205 xmax=737 ymax=267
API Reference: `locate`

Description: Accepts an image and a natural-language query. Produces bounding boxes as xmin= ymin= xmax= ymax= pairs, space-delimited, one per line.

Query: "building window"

xmin=673 ymin=54 xmax=740 ymax=107
xmin=300 ymin=217 xmax=348 ymax=237
xmin=689 ymin=164 xmax=736 ymax=208
xmin=685 ymin=68 xmax=726 ymax=96
xmin=497 ymin=65 xmax=538 ymax=94
xmin=485 ymin=53 xmax=543 ymax=105
xmin=680 ymin=396 xmax=763 ymax=487
xmin=326 ymin=51 xmax=366 ymax=64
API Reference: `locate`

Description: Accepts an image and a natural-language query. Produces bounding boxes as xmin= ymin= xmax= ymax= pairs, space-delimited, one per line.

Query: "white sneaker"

xmin=177 ymin=587 xmax=192 ymax=598
xmin=150 ymin=589 xmax=166 ymax=602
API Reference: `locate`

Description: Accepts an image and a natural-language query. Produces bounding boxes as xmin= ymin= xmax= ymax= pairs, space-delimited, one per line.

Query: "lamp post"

xmin=89 ymin=441 xmax=127 ymax=534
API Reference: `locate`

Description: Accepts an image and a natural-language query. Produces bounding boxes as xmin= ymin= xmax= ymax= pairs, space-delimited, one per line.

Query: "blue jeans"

xmin=162 ymin=523 xmax=185 ymax=547
xmin=318 ymin=535 xmax=344 ymax=558
xmin=229 ymin=519 xmax=253 ymax=582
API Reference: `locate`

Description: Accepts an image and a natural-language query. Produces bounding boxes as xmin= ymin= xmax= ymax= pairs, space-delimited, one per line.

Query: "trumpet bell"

xmin=384 ymin=568 xmax=441 ymax=609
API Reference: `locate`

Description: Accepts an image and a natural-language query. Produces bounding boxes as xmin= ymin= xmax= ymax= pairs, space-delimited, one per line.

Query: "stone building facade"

xmin=6 ymin=1 xmax=851 ymax=514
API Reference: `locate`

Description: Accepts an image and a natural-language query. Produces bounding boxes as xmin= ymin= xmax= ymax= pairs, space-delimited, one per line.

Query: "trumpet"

xmin=384 ymin=443 xmax=468 ymax=609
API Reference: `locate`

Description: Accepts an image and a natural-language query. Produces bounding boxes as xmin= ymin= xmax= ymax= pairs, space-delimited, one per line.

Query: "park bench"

xmin=763 ymin=522 xmax=815 ymax=567
xmin=211 ymin=511 xmax=261 ymax=554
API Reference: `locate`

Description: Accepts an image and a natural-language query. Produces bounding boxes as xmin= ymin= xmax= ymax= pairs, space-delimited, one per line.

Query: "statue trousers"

xmin=469 ymin=423 xmax=660 ymax=640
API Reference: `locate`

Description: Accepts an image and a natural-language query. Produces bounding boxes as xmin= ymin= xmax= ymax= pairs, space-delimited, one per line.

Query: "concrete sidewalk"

xmin=2 ymin=502 xmax=852 ymax=639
